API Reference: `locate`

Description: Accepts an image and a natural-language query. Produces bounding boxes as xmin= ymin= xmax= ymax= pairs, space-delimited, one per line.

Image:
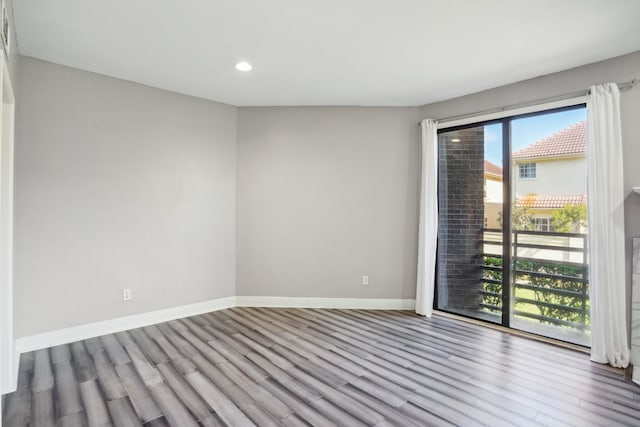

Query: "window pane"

xmin=519 ymin=163 xmax=536 ymax=179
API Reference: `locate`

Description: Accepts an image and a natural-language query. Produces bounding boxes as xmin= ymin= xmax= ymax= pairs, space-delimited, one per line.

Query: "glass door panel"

xmin=437 ymin=124 xmax=503 ymax=323
xmin=509 ymin=108 xmax=590 ymax=346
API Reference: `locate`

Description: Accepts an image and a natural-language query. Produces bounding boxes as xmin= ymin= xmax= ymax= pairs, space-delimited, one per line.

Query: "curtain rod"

xmin=419 ymin=77 xmax=639 ymax=126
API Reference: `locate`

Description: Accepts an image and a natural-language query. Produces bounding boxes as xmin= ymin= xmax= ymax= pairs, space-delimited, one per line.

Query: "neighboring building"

xmin=512 ymin=121 xmax=587 ymax=231
xmin=518 ymin=194 xmax=587 ymax=232
xmin=484 ymin=160 xmax=503 ymax=228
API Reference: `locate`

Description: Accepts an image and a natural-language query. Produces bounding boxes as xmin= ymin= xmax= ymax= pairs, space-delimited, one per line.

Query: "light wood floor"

xmin=3 ymin=307 xmax=640 ymax=426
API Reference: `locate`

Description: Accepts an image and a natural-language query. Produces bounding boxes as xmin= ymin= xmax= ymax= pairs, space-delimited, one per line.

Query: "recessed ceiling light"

xmin=235 ymin=61 xmax=252 ymax=72
xmin=451 ymin=138 xmax=461 ymax=142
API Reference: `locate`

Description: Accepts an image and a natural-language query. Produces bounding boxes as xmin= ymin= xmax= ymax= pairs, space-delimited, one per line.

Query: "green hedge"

xmin=482 ymin=257 xmax=589 ymax=328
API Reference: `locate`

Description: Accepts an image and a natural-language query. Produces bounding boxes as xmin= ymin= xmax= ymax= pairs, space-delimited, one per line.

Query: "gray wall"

xmin=420 ymin=50 xmax=640 ymax=321
xmin=15 ymin=58 xmax=237 ymax=337
xmin=236 ymin=107 xmax=421 ymax=299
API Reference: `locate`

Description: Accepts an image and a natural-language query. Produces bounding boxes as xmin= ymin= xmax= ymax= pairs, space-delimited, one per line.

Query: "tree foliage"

xmin=497 ymin=205 xmax=534 ymax=230
xmin=496 ymin=203 xmax=587 ymax=232
xmin=550 ymin=203 xmax=587 ymax=233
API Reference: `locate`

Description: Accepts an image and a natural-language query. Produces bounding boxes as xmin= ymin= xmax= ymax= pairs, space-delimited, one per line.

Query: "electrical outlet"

xmin=123 ymin=289 xmax=132 ymax=301
xmin=362 ymin=275 xmax=369 ymax=286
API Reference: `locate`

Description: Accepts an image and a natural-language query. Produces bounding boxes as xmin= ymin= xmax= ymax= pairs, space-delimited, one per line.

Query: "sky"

xmin=484 ymin=108 xmax=587 ymax=166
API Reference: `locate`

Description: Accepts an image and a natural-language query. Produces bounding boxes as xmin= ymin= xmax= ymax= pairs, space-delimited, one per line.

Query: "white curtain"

xmin=587 ymin=83 xmax=630 ymax=368
xmin=416 ymin=119 xmax=438 ymax=317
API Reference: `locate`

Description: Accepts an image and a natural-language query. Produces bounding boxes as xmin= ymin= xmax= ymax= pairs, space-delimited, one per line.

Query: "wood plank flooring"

xmin=3 ymin=308 xmax=640 ymax=426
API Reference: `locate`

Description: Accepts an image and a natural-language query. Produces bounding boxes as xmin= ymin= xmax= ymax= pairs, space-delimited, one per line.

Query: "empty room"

xmin=2 ymin=1 xmax=640 ymax=426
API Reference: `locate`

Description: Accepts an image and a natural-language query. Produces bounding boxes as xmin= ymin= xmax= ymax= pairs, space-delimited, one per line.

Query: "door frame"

xmin=434 ymin=100 xmax=587 ymax=332
xmin=0 ymin=52 xmax=16 ymax=394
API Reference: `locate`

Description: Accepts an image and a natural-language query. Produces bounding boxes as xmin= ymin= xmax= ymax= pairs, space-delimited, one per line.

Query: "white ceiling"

xmin=12 ymin=0 xmax=640 ymax=107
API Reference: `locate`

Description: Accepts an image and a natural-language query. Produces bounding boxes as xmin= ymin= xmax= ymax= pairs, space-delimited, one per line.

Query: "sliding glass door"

xmin=436 ymin=106 xmax=590 ymax=346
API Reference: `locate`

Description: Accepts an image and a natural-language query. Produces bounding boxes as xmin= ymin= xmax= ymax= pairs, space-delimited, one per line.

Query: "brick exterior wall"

xmin=437 ymin=127 xmax=485 ymax=312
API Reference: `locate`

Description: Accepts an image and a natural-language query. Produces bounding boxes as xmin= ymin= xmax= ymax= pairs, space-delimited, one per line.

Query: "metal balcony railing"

xmin=480 ymin=228 xmax=589 ymax=331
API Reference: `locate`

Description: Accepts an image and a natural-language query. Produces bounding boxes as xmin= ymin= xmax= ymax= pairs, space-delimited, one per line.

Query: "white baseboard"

xmin=14 ymin=295 xmax=415 ymax=355
xmin=0 ymin=350 xmax=19 ymax=395
xmin=236 ymin=296 xmax=416 ymax=310
xmin=15 ymin=296 xmax=236 ymax=354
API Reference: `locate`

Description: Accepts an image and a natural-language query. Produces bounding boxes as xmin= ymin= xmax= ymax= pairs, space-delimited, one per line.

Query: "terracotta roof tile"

xmin=484 ymin=160 xmax=502 ymax=176
xmin=516 ymin=194 xmax=587 ymax=209
xmin=513 ymin=121 xmax=586 ymax=160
